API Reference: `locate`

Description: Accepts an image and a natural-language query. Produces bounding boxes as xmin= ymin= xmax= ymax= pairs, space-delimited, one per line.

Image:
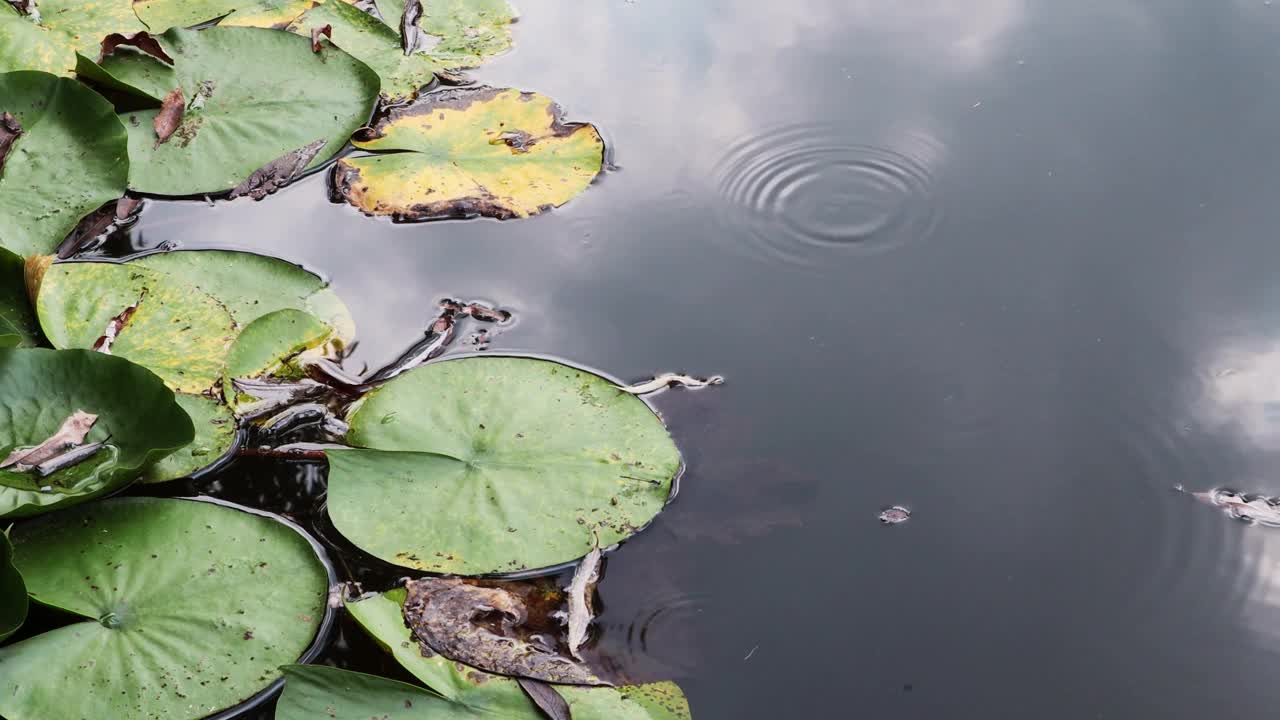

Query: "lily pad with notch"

xmin=0 ymin=496 xmax=331 ymax=720
xmin=325 ymin=356 xmax=681 ymax=575
xmin=0 ymin=531 xmax=26 ymax=642
xmin=331 ymin=86 xmax=605 ymax=221
xmin=0 ymin=71 xmax=129 ymax=256
xmin=98 ymin=26 xmax=379 ymax=196
xmin=0 ymin=348 xmax=193 ymax=519
xmin=0 ymin=246 xmax=38 ymax=347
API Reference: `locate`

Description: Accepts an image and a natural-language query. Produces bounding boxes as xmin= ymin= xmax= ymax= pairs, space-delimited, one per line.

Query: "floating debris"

xmin=517 ymin=677 xmax=571 ymax=720
xmin=560 ymin=543 xmax=601 ymax=661
xmin=1 ymin=410 xmax=98 ymax=472
xmin=616 ymin=373 xmax=724 ymax=395
xmin=34 ymin=440 xmax=107 ymax=477
xmin=878 ymin=505 xmax=911 ymax=525
xmin=1175 ymin=485 xmax=1280 ymax=527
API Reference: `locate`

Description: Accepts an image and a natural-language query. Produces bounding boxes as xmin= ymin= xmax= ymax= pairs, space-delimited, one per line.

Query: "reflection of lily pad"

xmin=0 ymin=0 xmax=144 ymax=75
xmin=0 ymin=72 xmax=129 ymax=256
xmin=326 ymin=356 xmax=681 ymax=575
xmin=0 ymin=349 xmax=193 ymax=518
xmin=139 ymin=393 xmax=237 ymax=484
xmin=332 ymin=86 xmax=604 ymax=221
xmin=0 ymin=532 xmax=26 ymax=643
xmin=98 ymin=27 xmax=378 ymax=195
xmin=0 ymin=497 xmax=329 ymax=720
xmin=134 ymin=0 xmax=318 ymax=31
xmin=0 ymin=246 xmax=38 ymax=348
xmin=346 ymin=589 xmax=693 ymax=720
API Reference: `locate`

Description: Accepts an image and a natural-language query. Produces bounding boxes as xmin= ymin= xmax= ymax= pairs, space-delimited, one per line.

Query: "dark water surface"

xmin=104 ymin=0 xmax=1280 ymax=716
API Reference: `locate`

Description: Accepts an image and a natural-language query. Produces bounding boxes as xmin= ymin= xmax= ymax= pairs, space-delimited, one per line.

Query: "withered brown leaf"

xmin=402 ymin=578 xmax=608 ymax=686
xmin=310 ymin=24 xmax=332 ymax=53
xmin=98 ymin=31 xmax=175 ymax=65
xmin=228 ymin=139 xmax=326 ymax=200
xmin=153 ymin=88 xmax=185 ymax=147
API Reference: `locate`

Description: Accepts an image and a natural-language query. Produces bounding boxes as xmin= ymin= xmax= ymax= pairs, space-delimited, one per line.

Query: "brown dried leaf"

xmin=153 ymin=88 xmax=185 ymax=147
xmin=228 ymin=139 xmax=326 ymax=200
xmin=92 ymin=291 xmax=146 ymax=354
xmin=98 ymin=31 xmax=175 ymax=65
xmin=400 ymin=0 xmax=423 ymax=55
xmin=517 ymin=678 xmax=573 ymax=720
xmin=0 ymin=410 xmax=98 ymax=471
xmin=403 ymin=578 xmax=608 ymax=686
xmin=310 ymin=24 xmax=332 ymax=53
xmin=55 ymin=196 xmax=144 ymax=259
xmin=0 ymin=112 xmax=22 ymax=179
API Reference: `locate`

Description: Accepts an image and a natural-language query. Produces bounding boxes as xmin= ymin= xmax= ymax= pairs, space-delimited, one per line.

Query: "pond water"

xmin=72 ymin=0 xmax=1280 ymax=716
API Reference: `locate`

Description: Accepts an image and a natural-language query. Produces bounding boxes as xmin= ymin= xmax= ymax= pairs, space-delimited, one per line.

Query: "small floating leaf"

xmin=0 ymin=348 xmax=193 ymax=518
xmin=0 ymin=71 xmax=129 ymax=256
xmin=326 ymin=356 xmax=680 ymax=575
xmin=99 ymin=27 xmax=378 ymax=196
xmin=342 ymin=590 xmax=694 ymax=720
xmin=332 ymin=87 xmax=604 ymax=221
xmin=0 ymin=532 xmax=26 ymax=642
xmin=0 ymin=497 xmax=329 ymax=720
xmin=0 ymin=246 xmax=38 ymax=348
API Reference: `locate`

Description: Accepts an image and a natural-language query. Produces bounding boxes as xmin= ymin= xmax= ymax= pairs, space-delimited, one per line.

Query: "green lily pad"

xmin=0 ymin=246 xmax=38 ymax=348
xmin=277 ymin=663 xmax=691 ymax=720
xmin=35 ymin=250 xmax=354 ymax=393
xmin=98 ymin=26 xmax=379 ymax=195
xmin=0 ymin=0 xmax=145 ymax=75
xmin=326 ymin=356 xmax=681 ymax=575
xmin=0 ymin=348 xmax=193 ymax=518
xmin=226 ymin=308 xmax=332 ymax=382
xmin=0 ymin=496 xmax=329 ymax=720
xmin=0 ymin=531 xmax=27 ymax=643
xmin=291 ymin=0 xmax=438 ymax=101
xmin=332 ymin=86 xmax=604 ymax=221
xmin=139 ymin=392 xmax=237 ymax=483
xmin=0 ymin=71 xmax=129 ymax=256
xmin=347 ymin=589 xmax=693 ymax=720
xmin=134 ymin=0 xmax=318 ymax=31
xmin=379 ymin=0 xmax=515 ymax=70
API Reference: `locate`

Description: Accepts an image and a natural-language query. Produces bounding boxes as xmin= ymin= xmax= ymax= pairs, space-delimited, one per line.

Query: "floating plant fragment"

xmin=326 ymin=356 xmax=681 ymax=575
xmin=879 ymin=505 xmax=910 ymax=524
xmin=0 ymin=348 xmax=192 ymax=518
xmin=0 ymin=72 xmax=129 ymax=256
xmin=332 ymin=87 xmax=605 ymax=221
xmin=0 ymin=531 xmax=26 ymax=642
xmin=0 ymin=497 xmax=329 ymax=720
xmin=98 ymin=27 xmax=378 ymax=195
xmin=616 ymin=374 xmax=725 ymax=395
xmin=0 ymin=246 xmax=38 ymax=348
xmin=404 ymin=578 xmax=607 ymax=685
xmin=336 ymin=589 xmax=694 ymax=720
xmin=519 ymin=679 xmax=573 ymax=720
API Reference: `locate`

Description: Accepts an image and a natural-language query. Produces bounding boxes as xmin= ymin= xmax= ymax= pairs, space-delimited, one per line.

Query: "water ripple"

xmin=712 ymin=124 xmax=943 ymax=264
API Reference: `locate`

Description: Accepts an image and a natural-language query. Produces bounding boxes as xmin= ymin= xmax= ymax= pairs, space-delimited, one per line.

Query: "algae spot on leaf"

xmin=326 ymin=356 xmax=680 ymax=575
xmin=333 ymin=87 xmax=605 ymax=221
xmin=0 ymin=497 xmax=329 ymax=720
xmin=97 ymin=27 xmax=379 ymax=196
xmin=0 ymin=72 xmax=129 ymax=256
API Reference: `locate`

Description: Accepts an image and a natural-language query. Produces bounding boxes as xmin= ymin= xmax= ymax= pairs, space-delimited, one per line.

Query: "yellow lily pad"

xmin=332 ymin=86 xmax=605 ymax=221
